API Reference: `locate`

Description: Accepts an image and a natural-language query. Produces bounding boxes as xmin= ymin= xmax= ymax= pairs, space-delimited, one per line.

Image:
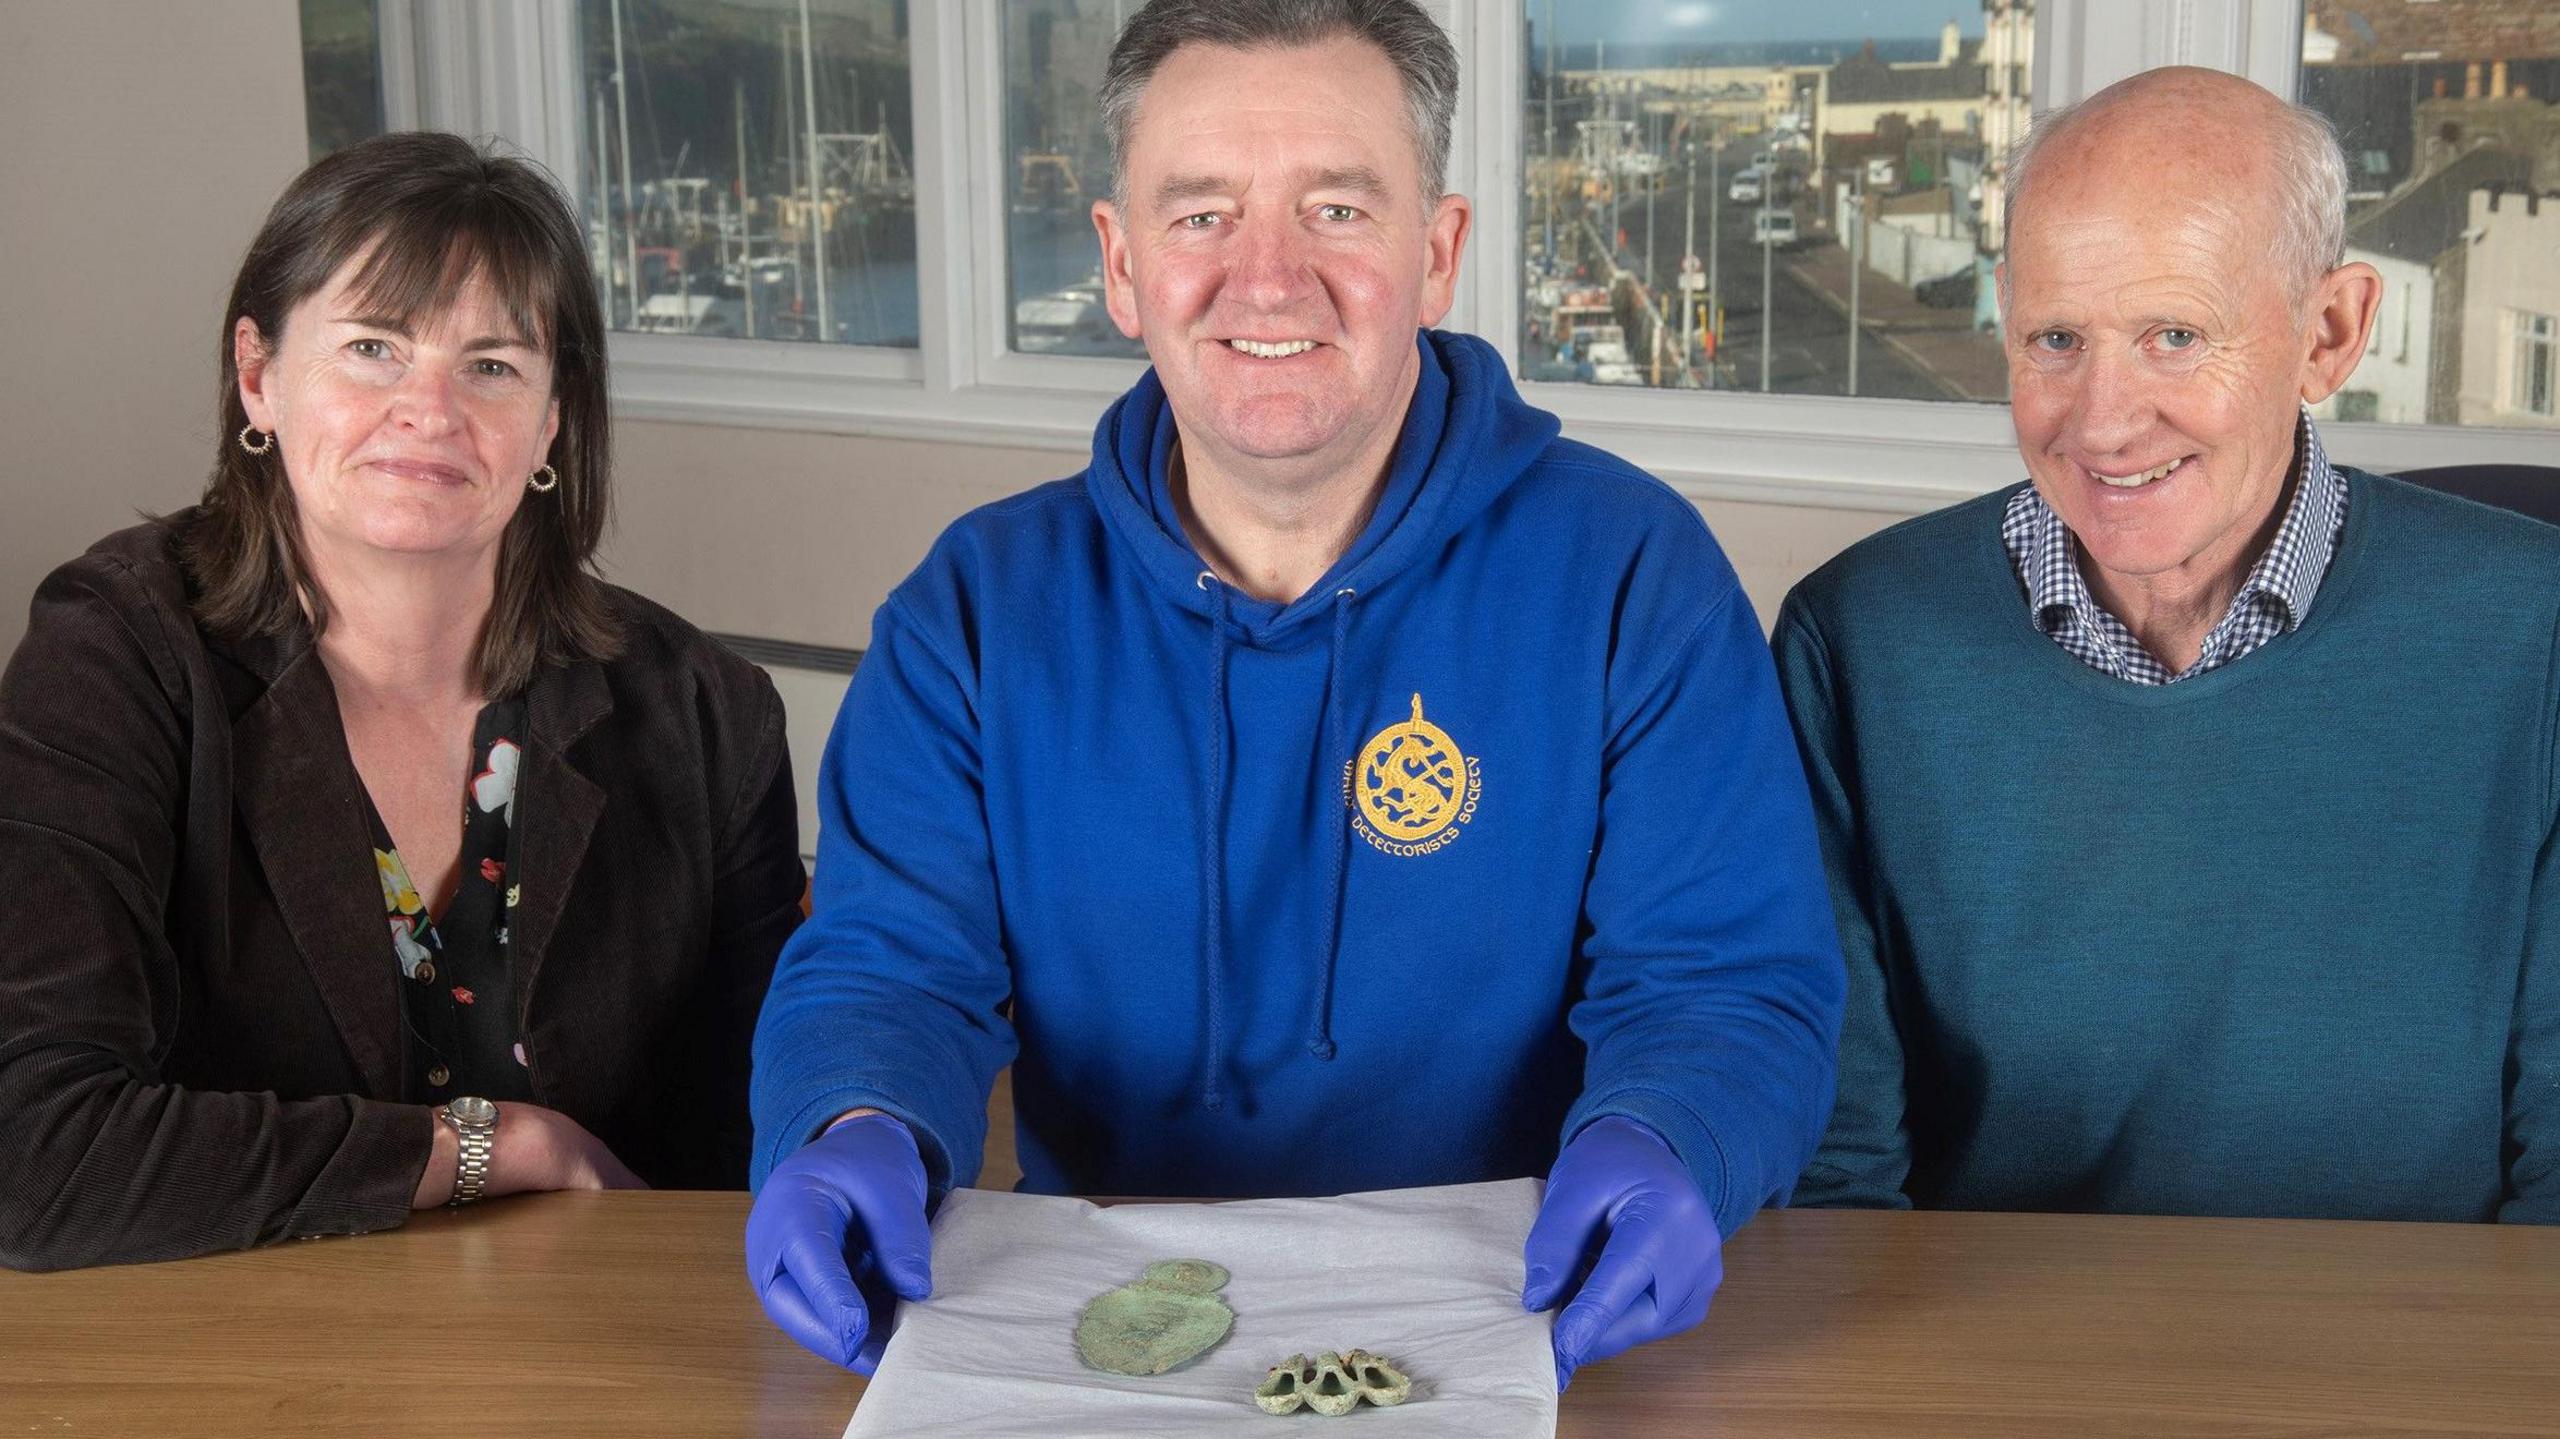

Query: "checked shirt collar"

xmin=2001 ymin=407 xmax=2346 ymax=686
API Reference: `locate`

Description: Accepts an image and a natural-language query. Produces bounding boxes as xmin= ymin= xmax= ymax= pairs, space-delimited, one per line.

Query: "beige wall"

xmin=1702 ymin=494 xmax=1898 ymax=628
xmin=604 ymin=422 xmax=1895 ymax=653
xmin=0 ymin=0 xmax=309 ymax=661
xmin=0 ymin=1 xmax=1895 ymax=669
xmin=604 ymin=423 xmax=1048 ymax=650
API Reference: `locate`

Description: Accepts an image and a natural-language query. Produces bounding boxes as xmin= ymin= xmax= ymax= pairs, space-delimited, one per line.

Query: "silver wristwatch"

xmin=438 ymin=1096 xmax=500 ymax=1206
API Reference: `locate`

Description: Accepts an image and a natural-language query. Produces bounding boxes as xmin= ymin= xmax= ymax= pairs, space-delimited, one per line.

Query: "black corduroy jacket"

xmin=0 ymin=518 xmax=804 ymax=1270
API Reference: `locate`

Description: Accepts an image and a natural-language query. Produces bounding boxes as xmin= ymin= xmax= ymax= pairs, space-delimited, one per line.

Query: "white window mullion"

xmin=2234 ymin=0 xmax=2306 ymax=101
xmin=402 ymin=0 xmax=482 ymax=135
xmin=911 ymin=0 xmax=975 ymax=401
xmin=2038 ymin=0 xmax=2188 ymax=106
xmin=377 ymin=0 xmax=579 ymax=180
xmin=376 ymin=0 xmax=424 ymax=132
xmin=949 ymin=0 xmax=1141 ymax=405
xmin=966 ymin=0 xmax=1146 ymax=405
xmin=1427 ymin=0 xmax=1481 ymax=340
xmin=1454 ymin=0 xmax=1518 ymax=369
xmin=499 ymin=0 xmax=586 ymax=198
xmin=2160 ymin=0 xmax=2308 ymax=98
xmin=2038 ymin=0 xmax=2304 ymax=105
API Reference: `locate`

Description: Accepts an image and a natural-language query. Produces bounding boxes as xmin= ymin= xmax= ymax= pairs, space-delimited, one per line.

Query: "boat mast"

xmin=780 ymin=23 xmax=803 ymax=317
xmin=735 ymin=75 xmax=756 ymax=339
xmin=593 ymin=85 xmax=613 ymax=318
xmin=797 ymin=0 xmax=833 ymax=341
xmin=609 ymin=0 xmax=641 ymax=323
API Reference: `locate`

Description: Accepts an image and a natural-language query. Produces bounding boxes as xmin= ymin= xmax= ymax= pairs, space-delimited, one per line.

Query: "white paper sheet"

xmin=846 ymin=1178 xmax=1557 ymax=1438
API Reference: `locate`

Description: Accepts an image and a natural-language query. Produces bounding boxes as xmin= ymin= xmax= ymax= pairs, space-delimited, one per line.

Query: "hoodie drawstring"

xmin=1197 ymin=576 xmax=1354 ymax=1111
xmin=1308 ymin=588 xmax=1355 ymax=1062
xmin=1197 ymin=571 xmax=1232 ymax=1111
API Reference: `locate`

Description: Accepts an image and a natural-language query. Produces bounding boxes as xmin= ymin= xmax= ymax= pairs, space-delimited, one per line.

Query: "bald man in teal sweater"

xmin=1775 ymin=69 xmax=2558 ymax=1223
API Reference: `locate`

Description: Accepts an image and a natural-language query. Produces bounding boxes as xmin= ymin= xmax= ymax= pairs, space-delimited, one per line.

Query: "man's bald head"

xmin=2004 ymin=67 xmax=2347 ymax=310
xmin=1996 ymin=64 xmax=2382 ymax=633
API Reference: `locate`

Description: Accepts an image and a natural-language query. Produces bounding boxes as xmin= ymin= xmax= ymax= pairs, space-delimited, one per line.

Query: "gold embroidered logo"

xmin=1345 ymin=693 xmax=1482 ymax=858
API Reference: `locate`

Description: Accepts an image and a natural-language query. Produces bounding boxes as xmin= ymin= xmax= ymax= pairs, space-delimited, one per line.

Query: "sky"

xmin=1539 ymin=0 xmax=1982 ymax=47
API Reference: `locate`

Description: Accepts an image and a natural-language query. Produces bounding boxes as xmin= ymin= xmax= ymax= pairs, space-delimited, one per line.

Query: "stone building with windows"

xmin=1815 ymin=38 xmax=1989 ymax=150
xmin=2320 ymin=148 xmax=2531 ymax=425
xmin=2458 ymin=187 xmax=2560 ymax=427
xmin=1976 ymin=0 xmax=2033 ymax=251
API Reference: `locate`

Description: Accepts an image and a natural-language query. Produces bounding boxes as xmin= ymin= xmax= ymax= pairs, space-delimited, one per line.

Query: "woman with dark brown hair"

xmin=0 ymin=132 xmax=805 ymax=1269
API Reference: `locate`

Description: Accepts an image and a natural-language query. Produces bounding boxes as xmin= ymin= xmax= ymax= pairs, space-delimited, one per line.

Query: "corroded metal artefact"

xmin=1073 ymin=1258 xmax=1235 ymax=1375
xmin=1252 ymin=1349 xmax=1414 ymax=1416
xmin=1340 ymin=1350 xmax=1412 ymax=1407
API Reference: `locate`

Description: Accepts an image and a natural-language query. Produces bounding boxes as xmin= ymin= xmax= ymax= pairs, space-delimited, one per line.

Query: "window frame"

xmin=2511 ymin=312 xmax=2558 ymax=420
xmin=382 ymin=0 xmax=2560 ymax=517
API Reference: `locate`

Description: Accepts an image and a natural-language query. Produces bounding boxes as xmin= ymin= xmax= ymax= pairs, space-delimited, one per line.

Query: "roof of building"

xmin=2308 ymin=0 xmax=2560 ymax=65
xmin=1827 ymin=41 xmax=1987 ymax=106
xmin=2471 ymin=185 xmax=2560 ymax=223
xmin=2348 ymin=146 xmax=2533 ymax=261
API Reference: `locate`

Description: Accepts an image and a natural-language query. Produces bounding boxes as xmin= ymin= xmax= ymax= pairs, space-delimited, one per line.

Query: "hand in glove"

xmin=1520 ymin=1115 xmax=1724 ymax=1390
xmin=744 ymin=1112 xmax=934 ymax=1373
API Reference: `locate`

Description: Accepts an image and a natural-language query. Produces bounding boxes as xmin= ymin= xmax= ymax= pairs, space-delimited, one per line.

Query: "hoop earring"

xmin=237 ymin=424 xmax=273 ymax=456
xmin=528 ymin=465 xmax=560 ymax=493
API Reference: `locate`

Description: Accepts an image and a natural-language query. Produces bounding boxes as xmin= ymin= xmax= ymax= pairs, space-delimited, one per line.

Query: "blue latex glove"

xmin=744 ymin=1112 xmax=935 ymax=1373
xmin=1520 ymin=1115 xmax=1724 ymax=1391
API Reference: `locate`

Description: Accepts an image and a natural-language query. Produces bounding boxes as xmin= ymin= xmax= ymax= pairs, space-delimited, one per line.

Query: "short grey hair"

xmin=2003 ymin=85 xmax=2349 ymax=308
xmin=1098 ymin=0 xmax=1458 ymax=212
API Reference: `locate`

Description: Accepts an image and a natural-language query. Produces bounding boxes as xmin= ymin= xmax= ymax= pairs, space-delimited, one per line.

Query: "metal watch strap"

xmin=442 ymin=1098 xmax=498 ymax=1206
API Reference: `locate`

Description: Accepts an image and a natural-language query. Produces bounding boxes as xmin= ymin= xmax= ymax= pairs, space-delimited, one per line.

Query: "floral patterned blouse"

xmin=369 ymin=697 xmax=535 ymax=1104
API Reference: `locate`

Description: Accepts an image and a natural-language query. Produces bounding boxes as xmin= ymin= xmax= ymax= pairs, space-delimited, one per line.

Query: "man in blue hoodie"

xmin=744 ymin=0 xmax=1846 ymax=1388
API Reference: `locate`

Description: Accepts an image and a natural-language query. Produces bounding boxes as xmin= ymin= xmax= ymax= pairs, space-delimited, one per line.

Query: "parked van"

xmin=1752 ymin=209 xmax=1798 ymax=247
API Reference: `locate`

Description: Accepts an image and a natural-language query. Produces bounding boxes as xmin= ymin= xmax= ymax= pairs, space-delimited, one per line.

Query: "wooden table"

xmin=3 ymin=1193 xmax=2553 ymax=1437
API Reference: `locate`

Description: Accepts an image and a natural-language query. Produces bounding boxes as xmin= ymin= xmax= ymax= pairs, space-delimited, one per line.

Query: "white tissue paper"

xmin=844 ymin=1177 xmax=1558 ymax=1439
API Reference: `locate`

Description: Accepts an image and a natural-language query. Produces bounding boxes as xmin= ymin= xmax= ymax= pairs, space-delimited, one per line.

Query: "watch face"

xmin=449 ymin=1096 xmax=498 ymax=1126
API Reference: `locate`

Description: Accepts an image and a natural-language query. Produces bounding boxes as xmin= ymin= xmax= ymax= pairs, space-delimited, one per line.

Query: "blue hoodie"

xmin=752 ymin=331 xmax=1843 ymax=1240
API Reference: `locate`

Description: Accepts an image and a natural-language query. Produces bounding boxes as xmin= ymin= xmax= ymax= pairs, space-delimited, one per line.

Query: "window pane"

xmin=301 ymin=0 xmax=384 ymax=161
xmin=577 ymin=0 xmax=918 ymax=346
xmin=2518 ymin=311 xmax=2557 ymax=417
xmin=2300 ymin=6 xmax=2560 ymax=429
xmin=1521 ymin=2 xmax=2031 ymax=401
xmin=1002 ymin=0 xmax=1146 ymax=360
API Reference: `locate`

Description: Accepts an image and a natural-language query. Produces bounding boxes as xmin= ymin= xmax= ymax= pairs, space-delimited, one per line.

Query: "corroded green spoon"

xmin=1073 ymin=1259 xmax=1235 ymax=1376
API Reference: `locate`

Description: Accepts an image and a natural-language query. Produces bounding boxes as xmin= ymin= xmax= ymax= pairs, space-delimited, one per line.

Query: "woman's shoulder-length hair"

xmin=185 ymin=129 xmax=620 ymax=697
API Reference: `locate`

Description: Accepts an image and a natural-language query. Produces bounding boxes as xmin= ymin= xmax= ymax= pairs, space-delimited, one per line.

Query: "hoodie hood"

xmin=1085 ymin=330 xmax=1563 ymax=645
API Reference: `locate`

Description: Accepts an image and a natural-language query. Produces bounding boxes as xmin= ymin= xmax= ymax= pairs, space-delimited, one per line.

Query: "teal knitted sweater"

xmin=1775 ymin=472 xmax=2560 ymax=1222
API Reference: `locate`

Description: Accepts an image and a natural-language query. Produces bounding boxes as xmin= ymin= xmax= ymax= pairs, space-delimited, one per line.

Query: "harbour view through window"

xmin=577 ymin=0 xmax=918 ymax=346
xmin=1003 ymin=0 xmax=1148 ymax=360
xmin=2299 ymin=0 xmax=2560 ymax=430
xmin=1523 ymin=0 xmax=2031 ymax=402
